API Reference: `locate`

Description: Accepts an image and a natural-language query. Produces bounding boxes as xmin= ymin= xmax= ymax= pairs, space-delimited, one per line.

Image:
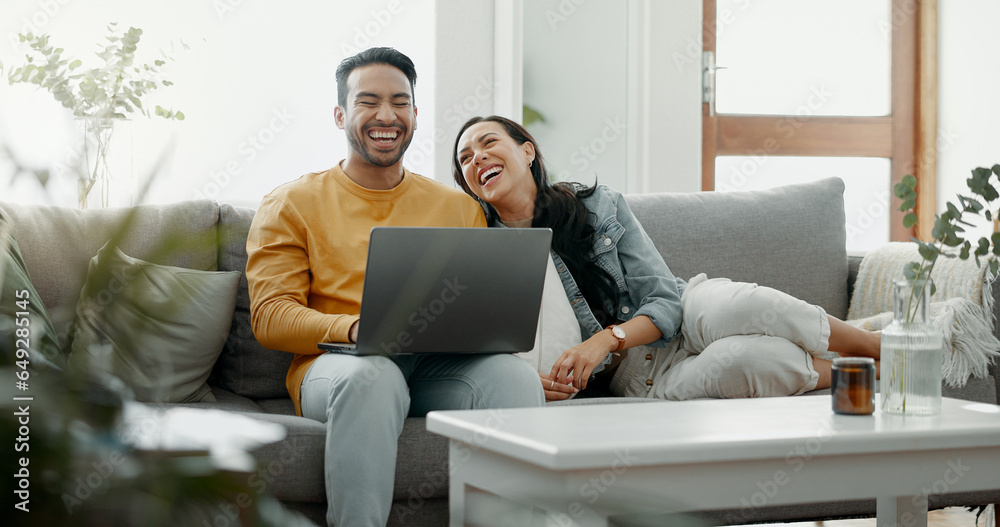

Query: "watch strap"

xmin=606 ymin=324 xmax=626 ymax=354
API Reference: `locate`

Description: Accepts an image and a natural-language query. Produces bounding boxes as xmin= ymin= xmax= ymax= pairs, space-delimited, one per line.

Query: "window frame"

xmin=702 ymin=0 xmax=938 ymax=242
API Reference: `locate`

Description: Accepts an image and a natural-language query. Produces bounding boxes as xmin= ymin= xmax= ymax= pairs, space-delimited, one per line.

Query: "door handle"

xmin=702 ymin=51 xmax=727 ymax=117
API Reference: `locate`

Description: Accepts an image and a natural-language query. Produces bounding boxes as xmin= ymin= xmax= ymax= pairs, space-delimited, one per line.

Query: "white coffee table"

xmin=120 ymin=403 xmax=287 ymax=472
xmin=427 ymin=396 xmax=1000 ymax=526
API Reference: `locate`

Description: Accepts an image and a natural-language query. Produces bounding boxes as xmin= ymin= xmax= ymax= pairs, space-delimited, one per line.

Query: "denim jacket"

xmin=551 ymin=185 xmax=686 ymax=348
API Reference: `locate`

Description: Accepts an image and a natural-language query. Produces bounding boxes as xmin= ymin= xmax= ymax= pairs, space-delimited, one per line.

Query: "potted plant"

xmin=2 ymin=23 xmax=184 ymax=209
xmin=885 ymin=165 xmax=1000 ymax=414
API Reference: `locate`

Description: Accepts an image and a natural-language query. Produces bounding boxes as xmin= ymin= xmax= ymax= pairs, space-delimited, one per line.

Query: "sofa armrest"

xmin=847 ymin=253 xmax=863 ymax=302
xmin=846 ymin=252 xmax=999 ymax=405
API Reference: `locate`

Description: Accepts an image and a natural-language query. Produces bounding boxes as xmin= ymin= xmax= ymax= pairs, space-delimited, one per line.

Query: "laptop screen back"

xmin=355 ymin=227 xmax=551 ymax=355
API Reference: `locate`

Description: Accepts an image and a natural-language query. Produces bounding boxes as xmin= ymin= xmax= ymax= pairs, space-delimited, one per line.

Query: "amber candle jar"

xmin=831 ymin=357 xmax=876 ymax=415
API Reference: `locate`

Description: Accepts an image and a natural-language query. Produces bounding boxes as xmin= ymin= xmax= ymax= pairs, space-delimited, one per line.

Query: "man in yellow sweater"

xmin=245 ymin=48 xmax=544 ymax=526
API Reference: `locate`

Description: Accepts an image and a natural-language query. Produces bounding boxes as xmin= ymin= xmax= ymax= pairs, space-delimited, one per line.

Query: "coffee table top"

xmin=427 ymin=396 xmax=1000 ymax=470
xmin=121 ymin=403 xmax=286 ymax=472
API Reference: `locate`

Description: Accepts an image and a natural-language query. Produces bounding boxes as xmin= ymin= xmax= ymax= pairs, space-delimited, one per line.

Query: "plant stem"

xmin=80 ymin=119 xmax=115 ymax=209
xmin=906 ymin=242 xmax=942 ymax=323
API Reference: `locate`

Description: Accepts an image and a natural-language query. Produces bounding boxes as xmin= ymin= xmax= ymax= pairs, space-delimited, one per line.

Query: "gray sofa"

xmin=2 ymin=177 xmax=997 ymax=526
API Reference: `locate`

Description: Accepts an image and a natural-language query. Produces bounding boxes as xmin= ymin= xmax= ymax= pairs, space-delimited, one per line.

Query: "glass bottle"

xmin=880 ymin=278 xmax=942 ymax=415
xmin=831 ymin=357 xmax=876 ymax=415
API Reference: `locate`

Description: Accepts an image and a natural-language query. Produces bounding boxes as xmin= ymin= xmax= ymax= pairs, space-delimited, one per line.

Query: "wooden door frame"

xmin=702 ymin=0 xmax=938 ymax=242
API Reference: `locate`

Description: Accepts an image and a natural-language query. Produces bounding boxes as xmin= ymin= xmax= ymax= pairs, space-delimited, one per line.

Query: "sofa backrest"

xmin=0 ymin=200 xmax=222 ymax=349
xmin=212 ymin=203 xmax=293 ymax=400
xmin=623 ymin=177 xmax=849 ymax=319
xmin=0 ymin=176 xmax=852 ymax=402
xmin=214 ymin=177 xmax=851 ymax=402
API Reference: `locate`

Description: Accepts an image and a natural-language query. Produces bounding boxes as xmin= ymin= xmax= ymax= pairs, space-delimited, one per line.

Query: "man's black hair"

xmin=336 ymin=47 xmax=417 ymax=108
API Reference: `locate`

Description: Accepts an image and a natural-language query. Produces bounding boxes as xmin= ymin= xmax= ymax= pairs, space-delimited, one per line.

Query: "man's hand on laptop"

xmin=349 ymin=321 xmax=359 ymax=343
xmin=539 ymin=373 xmax=577 ymax=402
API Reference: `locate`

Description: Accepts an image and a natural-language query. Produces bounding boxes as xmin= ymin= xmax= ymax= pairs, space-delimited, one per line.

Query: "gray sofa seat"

xmin=2 ymin=176 xmax=997 ymax=526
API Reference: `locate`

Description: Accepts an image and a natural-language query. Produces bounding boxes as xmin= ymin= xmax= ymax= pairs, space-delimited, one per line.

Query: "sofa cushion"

xmin=624 ymin=177 xmax=849 ymax=319
xmin=0 ymin=201 xmax=221 ymax=349
xmin=68 ymin=244 xmax=240 ymax=403
xmin=213 ymin=203 xmax=294 ymax=400
xmin=181 ymin=387 xmax=264 ymax=413
xmin=242 ymin=413 xmax=328 ymax=503
xmin=393 ymin=417 xmax=451 ymax=503
xmin=245 ymin=414 xmax=454 ymax=505
xmin=0 ymin=226 xmax=64 ymax=372
xmin=256 ymin=397 xmax=297 ymax=415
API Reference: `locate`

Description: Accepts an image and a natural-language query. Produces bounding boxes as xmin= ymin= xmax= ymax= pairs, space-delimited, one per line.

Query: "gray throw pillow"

xmin=68 ymin=244 xmax=240 ymax=403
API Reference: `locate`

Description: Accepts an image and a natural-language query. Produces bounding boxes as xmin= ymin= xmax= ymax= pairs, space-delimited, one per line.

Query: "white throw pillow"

xmin=517 ymin=255 xmax=584 ymax=376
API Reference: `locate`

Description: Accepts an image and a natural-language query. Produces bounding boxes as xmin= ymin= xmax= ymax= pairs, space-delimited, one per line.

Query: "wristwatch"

xmin=606 ymin=324 xmax=626 ymax=355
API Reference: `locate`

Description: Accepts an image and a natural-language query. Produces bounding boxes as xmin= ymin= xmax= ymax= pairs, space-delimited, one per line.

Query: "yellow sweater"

xmin=246 ymin=164 xmax=487 ymax=415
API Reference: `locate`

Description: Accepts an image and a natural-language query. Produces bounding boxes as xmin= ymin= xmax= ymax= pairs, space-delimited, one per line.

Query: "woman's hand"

xmin=549 ymin=334 xmax=616 ymax=390
xmin=540 ymin=373 xmax=577 ymax=402
xmin=550 ymin=317 xmax=662 ymax=389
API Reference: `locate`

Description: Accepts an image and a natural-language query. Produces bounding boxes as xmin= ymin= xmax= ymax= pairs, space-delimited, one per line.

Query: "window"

xmin=702 ymin=0 xmax=937 ymax=250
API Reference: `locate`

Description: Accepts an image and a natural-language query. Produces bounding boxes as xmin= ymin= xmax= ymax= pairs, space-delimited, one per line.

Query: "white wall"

xmin=0 ymin=0 xmax=437 ymax=209
xmin=522 ymin=0 xmax=629 ymax=190
xmin=516 ymin=0 xmax=702 ymax=194
xmin=432 ymin=0 xmax=497 ymax=186
xmin=938 ymin=0 xmax=1000 ymax=239
xmin=0 ymin=1 xmax=709 ymax=209
xmin=641 ymin=0 xmax=702 ymax=193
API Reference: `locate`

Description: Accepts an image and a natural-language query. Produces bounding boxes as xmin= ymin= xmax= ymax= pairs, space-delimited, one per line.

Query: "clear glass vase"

xmin=879 ymin=278 xmax=942 ymax=415
xmin=79 ymin=117 xmax=133 ymax=209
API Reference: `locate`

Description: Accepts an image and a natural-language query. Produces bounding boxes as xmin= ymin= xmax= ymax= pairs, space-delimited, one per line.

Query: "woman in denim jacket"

xmin=453 ymin=116 xmax=881 ymax=401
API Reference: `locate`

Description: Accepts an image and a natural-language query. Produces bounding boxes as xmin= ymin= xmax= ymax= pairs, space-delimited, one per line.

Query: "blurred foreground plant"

xmin=0 ymin=149 xmax=312 ymax=525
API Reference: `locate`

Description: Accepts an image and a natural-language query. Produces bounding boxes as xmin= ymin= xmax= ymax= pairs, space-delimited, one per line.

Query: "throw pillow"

xmin=517 ymin=254 xmax=584 ymax=377
xmin=0 ymin=220 xmax=65 ymax=371
xmin=68 ymin=243 xmax=240 ymax=403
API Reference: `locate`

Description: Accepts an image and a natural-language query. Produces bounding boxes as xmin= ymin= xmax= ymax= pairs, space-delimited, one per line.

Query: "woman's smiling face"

xmin=455 ymin=121 xmax=536 ymax=210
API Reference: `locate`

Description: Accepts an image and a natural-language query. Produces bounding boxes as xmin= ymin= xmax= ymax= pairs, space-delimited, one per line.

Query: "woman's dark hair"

xmin=452 ymin=115 xmax=619 ymax=326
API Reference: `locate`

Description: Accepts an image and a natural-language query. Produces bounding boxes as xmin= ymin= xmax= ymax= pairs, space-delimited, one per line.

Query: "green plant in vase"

xmin=2 ymin=23 xmax=184 ymax=208
xmin=886 ymin=165 xmax=1000 ymax=414
xmin=894 ymin=167 xmax=1000 ymax=303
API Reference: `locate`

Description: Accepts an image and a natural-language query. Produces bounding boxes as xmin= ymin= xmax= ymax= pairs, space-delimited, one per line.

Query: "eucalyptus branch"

xmin=4 ymin=23 xmax=185 ymax=121
xmin=2 ymin=23 xmax=186 ymax=207
xmin=894 ymin=165 xmax=1000 ymax=322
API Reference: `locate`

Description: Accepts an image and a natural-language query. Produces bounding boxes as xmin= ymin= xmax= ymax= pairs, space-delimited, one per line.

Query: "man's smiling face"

xmin=336 ymin=63 xmax=417 ymax=168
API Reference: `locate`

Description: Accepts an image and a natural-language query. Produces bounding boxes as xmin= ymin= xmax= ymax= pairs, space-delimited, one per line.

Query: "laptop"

xmin=318 ymin=226 xmax=552 ymax=356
